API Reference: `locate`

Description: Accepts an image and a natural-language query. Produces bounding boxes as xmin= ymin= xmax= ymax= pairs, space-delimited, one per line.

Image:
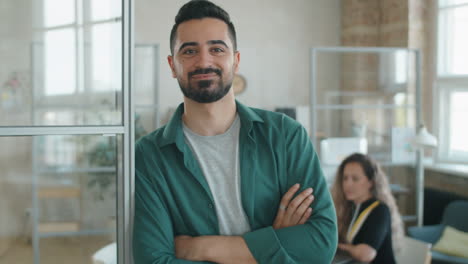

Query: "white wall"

xmin=135 ymin=0 xmax=341 ymax=119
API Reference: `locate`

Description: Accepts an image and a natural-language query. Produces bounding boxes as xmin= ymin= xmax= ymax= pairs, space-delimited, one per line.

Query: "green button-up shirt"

xmin=133 ymin=101 xmax=337 ymax=263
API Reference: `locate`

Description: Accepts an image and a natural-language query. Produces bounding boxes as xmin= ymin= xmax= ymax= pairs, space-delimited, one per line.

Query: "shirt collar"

xmin=157 ymin=100 xmax=264 ymax=148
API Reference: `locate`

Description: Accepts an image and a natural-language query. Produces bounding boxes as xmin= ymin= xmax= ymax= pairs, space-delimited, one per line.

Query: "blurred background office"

xmin=0 ymin=0 xmax=467 ymax=263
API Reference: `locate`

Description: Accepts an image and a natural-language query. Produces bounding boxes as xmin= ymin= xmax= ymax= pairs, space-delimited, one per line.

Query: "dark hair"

xmin=170 ymin=0 xmax=237 ymax=55
xmin=331 ymin=152 xmax=404 ymax=247
xmin=337 ymin=153 xmax=378 ymax=182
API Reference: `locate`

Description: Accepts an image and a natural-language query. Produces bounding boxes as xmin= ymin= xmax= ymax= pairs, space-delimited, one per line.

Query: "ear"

xmin=233 ymin=51 xmax=240 ymax=73
xmin=167 ymin=55 xmax=177 ymax=78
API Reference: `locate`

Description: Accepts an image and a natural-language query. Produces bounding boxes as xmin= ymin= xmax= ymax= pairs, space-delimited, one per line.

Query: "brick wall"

xmin=340 ymin=0 xmax=436 ymax=127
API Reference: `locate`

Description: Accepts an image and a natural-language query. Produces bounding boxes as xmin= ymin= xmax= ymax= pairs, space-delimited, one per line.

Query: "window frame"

xmin=437 ymin=77 xmax=468 ymax=163
xmin=435 ymin=0 xmax=468 ymax=164
xmin=38 ymin=0 xmax=122 ymax=100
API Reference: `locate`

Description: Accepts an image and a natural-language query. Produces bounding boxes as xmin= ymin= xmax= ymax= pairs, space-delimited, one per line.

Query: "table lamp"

xmin=412 ymin=125 xmax=438 ymax=226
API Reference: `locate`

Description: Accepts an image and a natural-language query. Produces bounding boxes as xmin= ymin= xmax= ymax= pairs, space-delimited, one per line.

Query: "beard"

xmin=178 ymin=67 xmax=233 ymax=103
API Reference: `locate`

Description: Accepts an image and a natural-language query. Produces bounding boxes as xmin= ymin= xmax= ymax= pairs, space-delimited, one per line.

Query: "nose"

xmin=195 ymin=48 xmax=213 ymax=68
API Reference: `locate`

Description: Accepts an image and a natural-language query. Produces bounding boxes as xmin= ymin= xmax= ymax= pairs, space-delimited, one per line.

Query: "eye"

xmin=182 ymin=49 xmax=197 ymax=55
xmin=211 ymin=47 xmax=225 ymax=53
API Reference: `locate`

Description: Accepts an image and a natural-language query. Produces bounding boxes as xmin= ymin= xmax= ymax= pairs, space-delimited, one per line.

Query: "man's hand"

xmin=273 ymin=183 xmax=314 ymax=229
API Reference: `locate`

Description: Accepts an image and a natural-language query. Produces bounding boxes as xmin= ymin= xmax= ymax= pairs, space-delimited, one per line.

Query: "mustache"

xmin=188 ymin=68 xmax=222 ymax=78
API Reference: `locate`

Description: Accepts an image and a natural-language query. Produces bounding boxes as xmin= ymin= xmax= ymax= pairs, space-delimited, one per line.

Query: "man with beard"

xmin=133 ymin=1 xmax=337 ymax=263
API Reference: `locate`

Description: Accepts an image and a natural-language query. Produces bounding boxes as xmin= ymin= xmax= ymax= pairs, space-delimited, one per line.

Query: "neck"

xmin=182 ymin=91 xmax=237 ymax=136
xmin=353 ymin=194 xmax=373 ymax=206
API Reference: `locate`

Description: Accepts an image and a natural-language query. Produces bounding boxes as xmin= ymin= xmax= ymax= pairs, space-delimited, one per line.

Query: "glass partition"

xmin=315 ymin=107 xmax=416 ymax=164
xmin=314 ymin=50 xmax=417 ymax=106
xmin=311 ymin=48 xmax=420 ymax=163
xmin=311 ymin=47 xmax=421 ymax=224
xmin=1 ymin=0 xmax=131 ymax=263
xmin=0 ymin=135 xmax=120 ymax=264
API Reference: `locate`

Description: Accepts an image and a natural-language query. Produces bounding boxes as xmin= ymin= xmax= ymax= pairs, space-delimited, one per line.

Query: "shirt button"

xmin=208 ymin=203 xmax=213 ymax=209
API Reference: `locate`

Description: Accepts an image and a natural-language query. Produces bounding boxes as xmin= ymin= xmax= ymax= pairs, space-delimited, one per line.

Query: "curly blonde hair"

xmin=330 ymin=153 xmax=404 ymax=252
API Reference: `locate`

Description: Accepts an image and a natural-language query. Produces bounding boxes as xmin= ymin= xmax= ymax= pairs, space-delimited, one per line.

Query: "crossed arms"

xmin=173 ymin=184 xmax=314 ymax=263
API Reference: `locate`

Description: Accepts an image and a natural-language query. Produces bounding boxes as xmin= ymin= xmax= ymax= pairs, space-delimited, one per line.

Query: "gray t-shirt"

xmin=183 ymin=115 xmax=251 ymax=235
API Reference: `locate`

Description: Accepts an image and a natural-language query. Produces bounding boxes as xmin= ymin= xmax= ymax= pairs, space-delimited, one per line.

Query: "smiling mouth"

xmin=191 ymin=73 xmax=218 ymax=80
xmin=188 ymin=68 xmax=222 ymax=80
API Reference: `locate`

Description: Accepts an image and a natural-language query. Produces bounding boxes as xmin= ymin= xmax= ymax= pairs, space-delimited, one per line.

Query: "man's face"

xmin=168 ymin=18 xmax=240 ymax=103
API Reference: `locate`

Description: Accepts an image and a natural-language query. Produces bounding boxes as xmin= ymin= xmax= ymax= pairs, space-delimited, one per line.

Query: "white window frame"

xmin=437 ymin=77 xmax=468 ymax=163
xmin=436 ymin=0 xmax=468 ymax=164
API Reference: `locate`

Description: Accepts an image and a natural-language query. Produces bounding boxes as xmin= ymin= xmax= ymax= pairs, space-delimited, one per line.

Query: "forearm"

xmin=242 ymin=219 xmax=337 ymax=264
xmin=175 ymin=235 xmax=256 ymax=264
xmin=199 ymin=236 xmax=257 ymax=264
xmin=338 ymin=243 xmax=376 ymax=263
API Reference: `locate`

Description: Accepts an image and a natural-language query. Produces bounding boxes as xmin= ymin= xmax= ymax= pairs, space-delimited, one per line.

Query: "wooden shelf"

xmin=39 ymin=222 xmax=80 ymax=233
xmin=38 ymin=186 xmax=81 ymax=198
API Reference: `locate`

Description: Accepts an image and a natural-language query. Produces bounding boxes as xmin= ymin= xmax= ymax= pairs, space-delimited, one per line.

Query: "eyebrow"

xmin=178 ymin=42 xmax=198 ymax=53
xmin=177 ymin=40 xmax=229 ymax=53
xmin=207 ymin=40 xmax=228 ymax=48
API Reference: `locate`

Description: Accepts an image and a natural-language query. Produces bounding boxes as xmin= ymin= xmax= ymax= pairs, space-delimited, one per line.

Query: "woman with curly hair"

xmin=331 ymin=153 xmax=404 ymax=264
